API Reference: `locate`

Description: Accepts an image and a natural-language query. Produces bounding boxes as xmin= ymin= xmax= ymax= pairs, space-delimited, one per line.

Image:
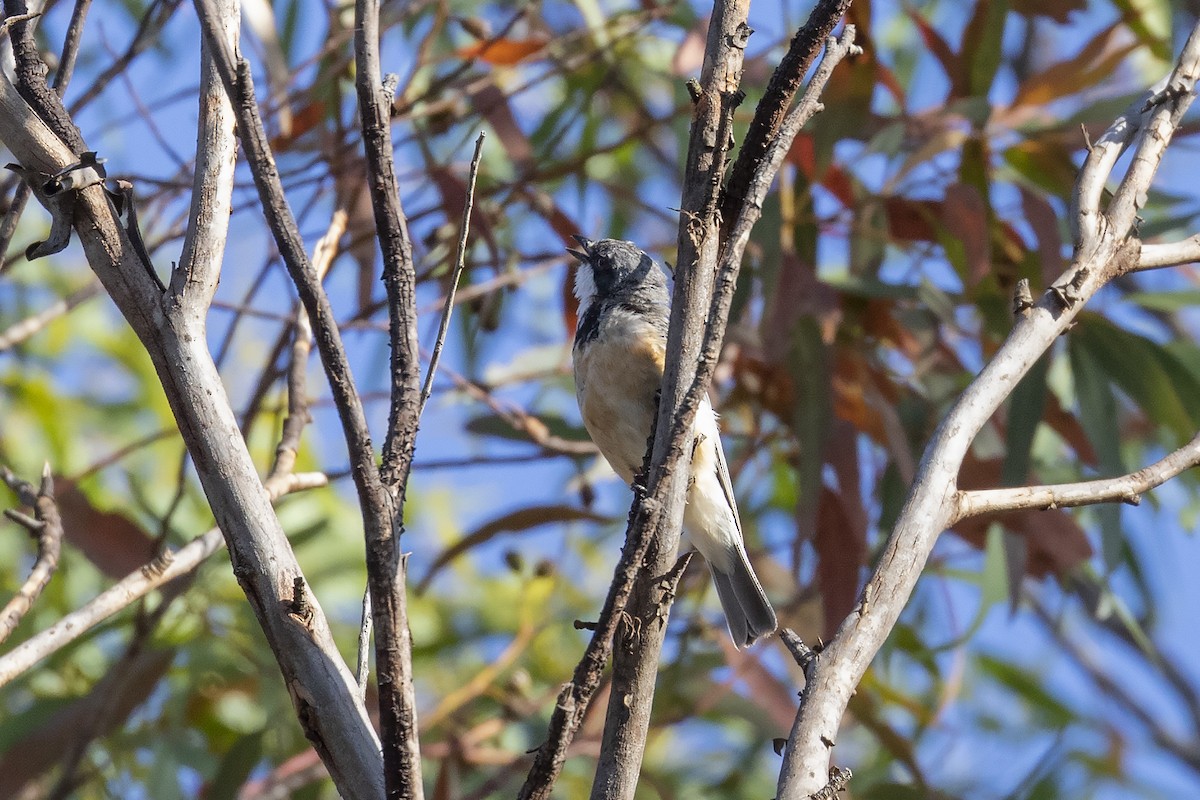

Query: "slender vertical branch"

xmin=353 ymin=0 xmax=425 ymax=796
xmin=0 ymin=6 xmax=389 ymax=797
xmin=720 ymin=0 xmax=852 ymax=229
xmin=171 ymin=0 xmax=238 ymax=313
xmin=589 ymin=4 xmax=751 ymax=799
xmin=419 ymin=131 xmax=485 ymax=415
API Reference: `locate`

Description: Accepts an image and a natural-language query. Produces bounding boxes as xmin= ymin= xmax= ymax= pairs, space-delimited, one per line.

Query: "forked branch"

xmin=776 ymin=20 xmax=1200 ymax=799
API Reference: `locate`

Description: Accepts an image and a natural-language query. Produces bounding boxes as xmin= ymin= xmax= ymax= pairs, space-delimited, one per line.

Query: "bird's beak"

xmin=567 ymin=235 xmax=594 ymax=263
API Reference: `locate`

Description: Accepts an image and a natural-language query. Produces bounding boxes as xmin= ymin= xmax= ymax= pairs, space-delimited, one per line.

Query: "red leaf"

xmin=458 ymin=36 xmax=548 ymax=66
xmin=55 ymin=478 xmax=156 ymax=578
xmin=954 ymin=455 xmax=1093 ymax=576
xmin=814 ymin=487 xmax=866 ymax=636
xmin=1012 ymin=24 xmax=1138 ymax=109
xmin=884 ymin=197 xmax=941 ymax=243
xmin=269 ymin=99 xmax=326 ymax=150
xmin=942 ymin=183 xmax=991 ymax=287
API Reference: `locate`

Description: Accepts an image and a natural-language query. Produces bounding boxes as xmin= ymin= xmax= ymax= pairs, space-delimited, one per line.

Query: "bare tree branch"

xmin=720 ymin=0 xmax=852 ymax=229
xmin=170 ymin=0 xmax=238 ymax=313
xmin=515 ymin=9 xmax=857 ymax=800
xmin=53 ymin=0 xmax=93 ymax=95
xmin=0 ymin=8 xmax=386 ymax=797
xmin=589 ymin=3 xmax=751 ymax=798
xmin=0 ymin=280 xmax=101 ymax=351
xmin=955 ymin=433 xmax=1200 ymax=518
xmin=0 ymin=470 xmax=326 ymax=689
xmin=775 ymin=21 xmax=1200 ymax=799
xmin=267 ymin=209 xmax=347 ymax=489
xmin=0 ymin=464 xmax=64 ymax=644
xmin=353 ymin=0 xmax=425 ymax=794
xmin=1137 ymin=235 xmax=1200 ymax=270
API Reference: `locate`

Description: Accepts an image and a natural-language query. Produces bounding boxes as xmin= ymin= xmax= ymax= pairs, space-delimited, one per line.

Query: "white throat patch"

xmin=573 ymin=261 xmax=596 ymax=315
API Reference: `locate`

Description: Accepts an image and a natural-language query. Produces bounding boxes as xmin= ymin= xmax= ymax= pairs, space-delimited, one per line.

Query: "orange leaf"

xmin=269 ymin=99 xmax=326 ymax=150
xmin=1013 ymin=23 xmax=1139 ymax=108
xmin=459 ymin=36 xmax=547 ymax=66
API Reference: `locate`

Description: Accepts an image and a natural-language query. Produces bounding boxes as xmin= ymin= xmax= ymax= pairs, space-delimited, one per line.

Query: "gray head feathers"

xmin=569 ymin=236 xmax=670 ymax=343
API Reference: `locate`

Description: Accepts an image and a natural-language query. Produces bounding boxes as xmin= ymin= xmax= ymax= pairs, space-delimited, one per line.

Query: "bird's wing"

xmin=699 ymin=395 xmax=742 ymax=535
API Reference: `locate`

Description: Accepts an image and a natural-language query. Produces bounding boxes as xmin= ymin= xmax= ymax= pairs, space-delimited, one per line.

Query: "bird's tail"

xmin=710 ymin=547 xmax=777 ymax=648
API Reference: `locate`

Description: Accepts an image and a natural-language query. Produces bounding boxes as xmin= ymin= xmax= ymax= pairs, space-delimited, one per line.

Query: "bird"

xmin=568 ymin=235 xmax=777 ymax=648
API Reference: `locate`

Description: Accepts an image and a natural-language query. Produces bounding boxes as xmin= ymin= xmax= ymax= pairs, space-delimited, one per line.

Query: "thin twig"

xmin=266 ymin=209 xmax=346 ymax=488
xmin=720 ymin=0 xmax=852 ymax=231
xmin=52 ymin=0 xmax=92 ymax=93
xmin=419 ymin=131 xmax=485 ymax=415
xmin=0 ymin=470 xmax=327 ymax=688
xmin=0 ymin=281 xmax=102 ymax=352
xmin=0 ymin=464 xmax=64 ymax=644
xmin=66 ymin=0 xmax=182 ymax=116
xmin=357 ymin=586 xmax=372 ymax=701
xmin=954 ymin=433 xmax=1200 ymax=518
xmin=433 ymin=359 xmax=596 ymax=456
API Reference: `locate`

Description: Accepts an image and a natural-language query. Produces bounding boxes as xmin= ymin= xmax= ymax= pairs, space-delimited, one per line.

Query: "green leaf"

xmin=1071 ymin=315 xmax=1200 ymax=441
xmin=207 ymin=732 xmax=265 ymax=800
xmin=1124 ymin=289 xmax=1200 ymax=312
xmin=979 ymin=654 xmax=1076 ymax=727
xmin=982 ymin=523 xmax=1011 ymax=609
xmin=1003 ymin=352 xmax=1050 ymax=487
xmin=1111 ymin=0 xmax=1172 ymax=61
xmin=464 ymin=412 xmax=590 ymax=445
xmin=1069 ymin=335 xmax=1122 ymax=474
xmin=962 ymin=0 xmax=1010 ymax=97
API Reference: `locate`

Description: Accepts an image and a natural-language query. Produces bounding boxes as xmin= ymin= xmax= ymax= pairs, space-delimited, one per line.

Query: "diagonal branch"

xmin=0 ymin=471 xmax=327 ymax=689
xmin=775 ymin=20 xmax=1200 ymax=799
xmin=720 ymin=0 xmax=852 ymax=230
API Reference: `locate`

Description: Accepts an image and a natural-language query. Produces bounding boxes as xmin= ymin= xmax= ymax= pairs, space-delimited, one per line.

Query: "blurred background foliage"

xmin=3 ymin=0 xmax=1200 ymax=797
